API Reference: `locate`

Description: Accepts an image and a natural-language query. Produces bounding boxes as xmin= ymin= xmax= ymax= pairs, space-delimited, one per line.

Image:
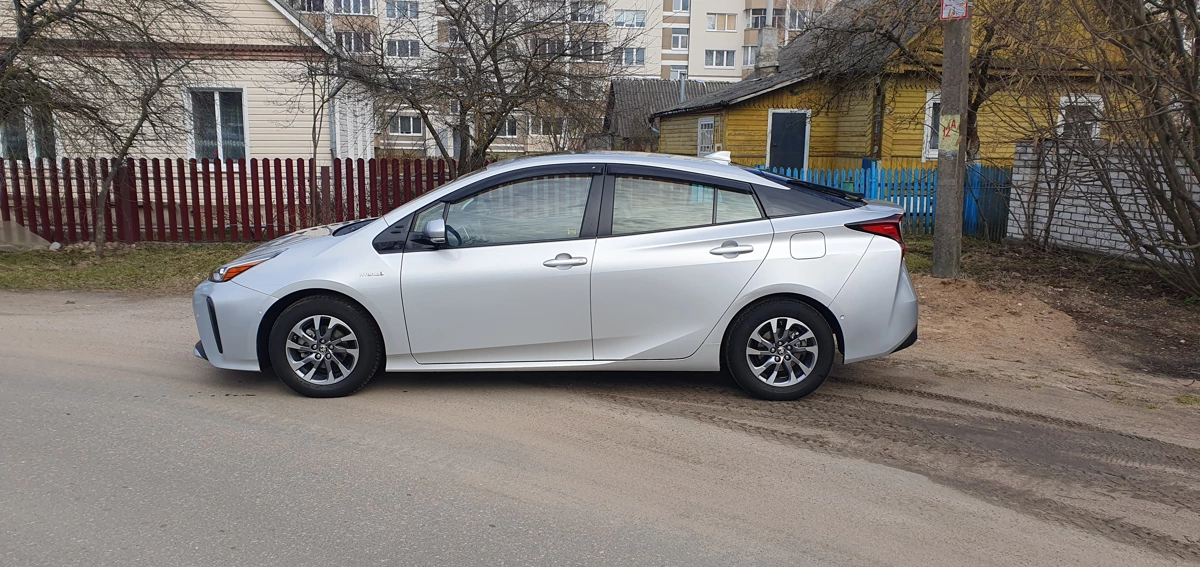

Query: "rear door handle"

xmin=543 ymin=253 xmax=587 ymax=269
xmin=710 ymin=241 xmax=754 ymax=258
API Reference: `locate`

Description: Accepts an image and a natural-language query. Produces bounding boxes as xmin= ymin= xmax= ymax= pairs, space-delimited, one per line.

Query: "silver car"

xmin=193 ymin=152 xmax=917 ymax=400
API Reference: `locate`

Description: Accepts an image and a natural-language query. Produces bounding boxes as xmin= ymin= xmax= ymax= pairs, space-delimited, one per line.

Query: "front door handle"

xmin=543 ymin=253 xmax=588 ymax=269
xmin=710 ymin=241 xmax=754 ymax=258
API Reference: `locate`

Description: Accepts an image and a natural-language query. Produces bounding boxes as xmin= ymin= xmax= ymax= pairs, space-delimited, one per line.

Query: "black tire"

xmin=724 ymin=299 xmax=835 ymax=401
xmin=267 ymin=295 xmax=382 ymax=398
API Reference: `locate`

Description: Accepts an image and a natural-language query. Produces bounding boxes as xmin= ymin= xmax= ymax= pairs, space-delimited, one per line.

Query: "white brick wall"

xmin=1006 ymin=141 xmax=1198 ymax=257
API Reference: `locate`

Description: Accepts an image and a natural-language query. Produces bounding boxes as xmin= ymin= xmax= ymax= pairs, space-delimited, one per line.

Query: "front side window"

xmin=334 ymin=0 xmax=371 ymax=14
xmin=672 ymin=0 xmax=689 ymax=11
xmin=386 ymin=39 xmax=420 ymax=57
xmin=771 ymin=8 xmax=785 ymax=27
xmin=614 ymin=9 xmax=646 ymax=27
xmin=570 ymin=40 xmax=605 ymax=61
xmin=191 ymin=90 xmax=246 ymax=160
xmin=390 ymin=115 xmax=423 ymax=135
xmin=705 ymin=49 xmax=735 ymax=67
xmin=620 ymin=47 xmax=645 ymax=65
xmin=611 ymin=177 xmax=760 ymax=235
xmin=443 ymin=175 xmax=592 ymax=247
xmin=788 ymin=9 xmax=820 ymax=30
xmin=669 ymin=66 xmax=688 ymax=80
xmin=706 ymin=13 xmax=736 ymax=31
xmin=385 ymin=0 xmax=417 ymax=18
xmin=671 ymin=28 xmax=689 ymax=49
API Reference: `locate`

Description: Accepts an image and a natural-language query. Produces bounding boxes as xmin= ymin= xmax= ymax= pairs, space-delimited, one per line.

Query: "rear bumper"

xmin=193 ymin=281 xmax=276 ymax=372
xmin=892 ymin=324 xmax=918 ymax=354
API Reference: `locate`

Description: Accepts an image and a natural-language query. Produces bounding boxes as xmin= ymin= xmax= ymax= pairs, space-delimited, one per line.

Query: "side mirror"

xmin=422 ymin=218 xmax=447 ymax=245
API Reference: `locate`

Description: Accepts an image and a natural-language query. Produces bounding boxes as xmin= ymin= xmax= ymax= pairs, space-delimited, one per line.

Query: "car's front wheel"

xmin=725 ymin=299 xmax=835 ymax=401
xmin=267 ymin=296 xmax=382 ymax=398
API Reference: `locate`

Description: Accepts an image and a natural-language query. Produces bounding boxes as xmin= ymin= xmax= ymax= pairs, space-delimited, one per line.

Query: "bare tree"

xmin=329 ymin=0 xmax=649 ymax=174
xmin=1000 ymin=0 xmax=1200 ymax=296
xmin=2 ymin=0 xmax=224 ymax=253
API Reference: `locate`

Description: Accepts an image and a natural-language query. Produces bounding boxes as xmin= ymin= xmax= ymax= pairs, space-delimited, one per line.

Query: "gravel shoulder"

xmin=1 ymin=289 xmax=1198 ymax=565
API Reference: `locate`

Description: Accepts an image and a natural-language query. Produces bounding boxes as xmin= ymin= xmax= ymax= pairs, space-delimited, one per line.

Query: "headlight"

xmin=210 ymin=251 xmax=281 ymax=283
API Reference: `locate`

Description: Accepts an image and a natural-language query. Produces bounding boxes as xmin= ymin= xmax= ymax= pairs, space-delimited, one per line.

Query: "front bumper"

xmin=193 ymin=280 xmax=276 ymax=372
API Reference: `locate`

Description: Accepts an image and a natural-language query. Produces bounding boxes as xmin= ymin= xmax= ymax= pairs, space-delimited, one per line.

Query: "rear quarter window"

xmin=753 ymin=184 xmax=856 ymax=218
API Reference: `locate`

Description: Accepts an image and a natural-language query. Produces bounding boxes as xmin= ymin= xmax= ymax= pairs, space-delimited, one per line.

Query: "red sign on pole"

xmin=941 ymin=0 xmax=968 ymax=20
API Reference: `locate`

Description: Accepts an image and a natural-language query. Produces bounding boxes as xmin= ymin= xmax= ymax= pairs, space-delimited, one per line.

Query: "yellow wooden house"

xmin=653 ymin=0 xmax=1104 ymax=170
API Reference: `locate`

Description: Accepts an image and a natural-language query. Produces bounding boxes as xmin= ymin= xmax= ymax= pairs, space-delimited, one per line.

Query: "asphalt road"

xmin=0 ymin=291 xmax=1193 ymax=566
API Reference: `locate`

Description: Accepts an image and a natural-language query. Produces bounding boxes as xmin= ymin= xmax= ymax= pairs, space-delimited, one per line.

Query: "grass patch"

xmin=904 ymin=233 xmax=933 ymax=274
xmin=1176 ymin=394 xmax=1200 ymax=406
xmin=0 ymin=243 xmax=256 ymax=294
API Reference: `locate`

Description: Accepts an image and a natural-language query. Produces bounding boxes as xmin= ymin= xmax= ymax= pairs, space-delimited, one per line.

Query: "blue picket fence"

xmin=762 ymin=164 xmax=1012 ymax=239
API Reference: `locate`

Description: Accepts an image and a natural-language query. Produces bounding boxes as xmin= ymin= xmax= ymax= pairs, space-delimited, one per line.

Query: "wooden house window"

xmin=1059 ymin=94 xmax=1103 ymax=140
xmin=697 ymin=117 xmax=715 ymax=155
xmin=923 ymin=90 xmax=940 ymax=162
xmin=389 ymin=115 xmax=424 ymax=135
xmin=189 ymin=89 xmax=246 ymax=161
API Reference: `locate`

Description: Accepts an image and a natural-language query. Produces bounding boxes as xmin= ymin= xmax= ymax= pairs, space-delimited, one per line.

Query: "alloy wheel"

xmin=744 ymin=317 xmax=819 ymax=388
xmin=284 ymin=315 xmax=360 ymax=385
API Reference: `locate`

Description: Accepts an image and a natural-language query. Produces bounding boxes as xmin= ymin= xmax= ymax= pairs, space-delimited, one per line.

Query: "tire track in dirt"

xmin=524 ymin=374 xmax=1200 ymax=560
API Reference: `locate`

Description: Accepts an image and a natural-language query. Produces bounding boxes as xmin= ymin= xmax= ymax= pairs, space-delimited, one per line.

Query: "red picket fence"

xmin=0 ymin=157 xmax=454 ymax=244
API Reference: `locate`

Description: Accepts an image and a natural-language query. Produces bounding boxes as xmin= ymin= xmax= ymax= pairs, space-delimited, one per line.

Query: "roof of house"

xmin=652 ymin=0 xmax=935 ymax=118
xmin=603 ymin=79 xmax=734 ymax=140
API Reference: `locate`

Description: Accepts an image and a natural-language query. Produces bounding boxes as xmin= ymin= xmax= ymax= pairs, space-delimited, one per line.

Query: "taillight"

xmin=846 ymin=214 xmax=905 ymax=256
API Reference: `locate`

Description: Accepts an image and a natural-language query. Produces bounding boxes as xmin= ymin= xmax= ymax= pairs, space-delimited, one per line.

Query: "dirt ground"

xmin=3 ymin=240 xmax=1200 ymax=563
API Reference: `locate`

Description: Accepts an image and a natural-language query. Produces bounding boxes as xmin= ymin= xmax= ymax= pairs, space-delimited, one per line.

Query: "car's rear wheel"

xmin=725 ymin=299 xmax=835 ymax=401
xmin=268 ymin=296 xmax=381 ymax=398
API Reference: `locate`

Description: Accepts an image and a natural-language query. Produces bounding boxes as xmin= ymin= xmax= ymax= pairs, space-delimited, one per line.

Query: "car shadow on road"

xmin=368 ymin=369 xmax=741 ymax=396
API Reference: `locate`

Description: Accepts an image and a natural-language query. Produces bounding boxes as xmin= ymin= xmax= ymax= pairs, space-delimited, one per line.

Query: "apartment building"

xmin=289 ymin=0 xmax=831 ymax=157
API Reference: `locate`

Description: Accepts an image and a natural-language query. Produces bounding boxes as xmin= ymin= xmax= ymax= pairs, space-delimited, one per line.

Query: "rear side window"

xmin=612 ymin=176 xmax=762 ymax=236
xmin=753 ymin=185 xmax=856 ymax=218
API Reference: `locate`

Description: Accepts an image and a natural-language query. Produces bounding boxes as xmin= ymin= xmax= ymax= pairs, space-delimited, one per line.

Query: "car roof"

xmin=481 ymin=151 xmax=778 ymax=188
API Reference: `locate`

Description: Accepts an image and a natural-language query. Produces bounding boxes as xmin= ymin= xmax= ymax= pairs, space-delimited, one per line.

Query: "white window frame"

xmin=294 ymin=0 xmax=324 ymax=12
xmin=0 ymin=107 xmax=57 ymax=160
xmin=571 ymin=1 xmax=602 ymax=21
xmin=742 ymin=45 xmax=758 ymax=67
xmin=765 ymin=109 xmax=811 ymax=169
xmin=498 ymin=117 xmax=519 ymax=138
xmin=746 ymin=8 xmax=766 ymax=29
xmin=614 ymin=9 xmax=646 ymax=28
xmin=706 ymin=13 xmax=736 ymax=32
xmin=620 ymin=47 xmax=645 ymax=66
xmin=923 ymin=90 xmax=940 ymax=162
xmin=386 ymin=39 xmax=420 ymax=58
xmin=1058 ymin=93 xmax=1104 ymax=140
xmin=669 ymin=66 xmax=688 ymax=81
xmin=335 ymin=30 xmax=374 ymax=52
xmin=531 ymin=116 xmax=566 ymax=136
xmin=697 ymin=116 xmax=715 ymax=155
xmin=333 ymin=0 xmax=371 ymax=14
xmin=704 ymin=49 xmax=735 ymax=68
xmin=385 ymin=0 xmax=417 ymax=18
xmin=183 ymin=86 xmax=250 ymax=161
xmin=671 ymin=0 xmax=689 ymax=12
xmin=671 ymin=28 xmax=689 ymax=50
xmin=389 ymin=114 xmax=424 ymax=136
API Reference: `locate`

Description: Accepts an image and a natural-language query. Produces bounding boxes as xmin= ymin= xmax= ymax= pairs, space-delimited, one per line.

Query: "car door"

xmin=590 ymin=166 xmax=773 ymax=360
xmin=401 ymin=167 xmax=602 ymax=364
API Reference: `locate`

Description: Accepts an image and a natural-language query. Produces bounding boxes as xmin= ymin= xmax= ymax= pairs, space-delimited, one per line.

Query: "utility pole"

xmin=931 ymin=0 xmax=971 ymax=278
